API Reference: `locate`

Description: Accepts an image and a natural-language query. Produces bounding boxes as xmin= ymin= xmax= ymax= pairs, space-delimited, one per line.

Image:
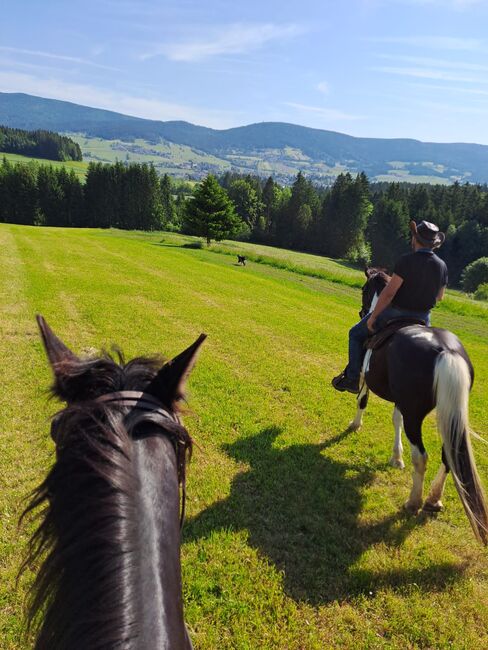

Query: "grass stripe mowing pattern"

xmin=1 ymin=224 xmax=487 ymax=649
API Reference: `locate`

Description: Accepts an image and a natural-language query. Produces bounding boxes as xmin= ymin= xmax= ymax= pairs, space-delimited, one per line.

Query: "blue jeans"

xmin=346 ymin=306 xmax=431 ymax=380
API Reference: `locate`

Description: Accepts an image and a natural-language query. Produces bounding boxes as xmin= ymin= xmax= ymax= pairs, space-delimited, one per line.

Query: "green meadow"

xmin=0 ymin=152 xmax=89 ymax=179
xmin=1 ymin=224 xmax=487 ymax=649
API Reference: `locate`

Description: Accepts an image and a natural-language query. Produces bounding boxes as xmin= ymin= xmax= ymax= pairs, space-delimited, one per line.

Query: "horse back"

xmin=366 ymin=325 xmax=473 ymax=408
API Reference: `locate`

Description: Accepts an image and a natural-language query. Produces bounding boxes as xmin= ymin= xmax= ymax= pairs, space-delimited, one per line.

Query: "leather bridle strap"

xmin=95 ymin=391 xmax=178 ymax=421
xmin=95 ymin=390 xmax=190 ymax=530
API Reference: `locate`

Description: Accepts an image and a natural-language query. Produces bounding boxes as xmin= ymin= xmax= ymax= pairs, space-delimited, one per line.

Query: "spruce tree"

xmin=369 ymin=197 xmax=409 ymax=269
xmin=160 ymin=174 xmax=176 ymax=228
xmin=184 ymin=174 xmax=242 ymax=245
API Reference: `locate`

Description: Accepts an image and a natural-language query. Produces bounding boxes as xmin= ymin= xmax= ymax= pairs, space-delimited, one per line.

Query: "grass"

xmin=1 ymin=225 xmax=487 ymax=649
xmin=0 ymin=151 xmax=89 ymax=179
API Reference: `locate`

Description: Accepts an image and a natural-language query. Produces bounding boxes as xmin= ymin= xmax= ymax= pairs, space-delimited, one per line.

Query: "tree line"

xmin=214 ymin=171 xmax=488 ymax=286
xmin=0 ymin=125 xmax=82 ymax=161
xmin=1 ymin=156 xmax=487 ymax=287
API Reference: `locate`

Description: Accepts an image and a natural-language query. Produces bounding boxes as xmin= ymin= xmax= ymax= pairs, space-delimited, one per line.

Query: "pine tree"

xmin=368 ymin=197 xmax=410 ymax=269
xmin=184 ymin=174 xmax=243 ymax=245
xmin=2 ymin=161 xmax=39 ymax=225
xmin=320 ymin=173 xmax=372 ymax=259
xmin=227 ymin=179 xmax=264 ymax=234
xmin=276 ymin=171 xmax=319 ymax=249
xmin=160 ymin=174 xmax=176 ymax=228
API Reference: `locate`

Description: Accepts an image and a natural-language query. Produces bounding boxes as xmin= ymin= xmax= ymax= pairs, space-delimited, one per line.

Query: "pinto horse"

xmin=348 ymin=268 xmax=488 ymax=544
xmin=20 ymin=316 xmax=205 ymax=649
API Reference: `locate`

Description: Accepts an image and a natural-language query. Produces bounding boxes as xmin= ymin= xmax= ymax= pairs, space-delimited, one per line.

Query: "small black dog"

xmin=237 ymin=255 xmax=246 ymax=266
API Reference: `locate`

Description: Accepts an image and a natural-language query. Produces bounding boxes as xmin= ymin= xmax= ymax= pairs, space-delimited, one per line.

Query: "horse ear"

xmin=152 ymin=334 xmax=207 ymax=406
xmin=36 ymin=315 xmax=79 ymax=373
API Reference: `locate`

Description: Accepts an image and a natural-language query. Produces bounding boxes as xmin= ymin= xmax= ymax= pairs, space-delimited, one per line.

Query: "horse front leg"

xmin=403 ymin=415 xmax=428 ymax=514
xmin=349 ymin=381 xmax=369 ymax=431
xmin=389 ymin=406 xmax=405 ymax=469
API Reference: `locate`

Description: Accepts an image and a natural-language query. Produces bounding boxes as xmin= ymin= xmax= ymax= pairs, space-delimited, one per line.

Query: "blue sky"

xmin=1 ymin=0 xmax=488 ymax=143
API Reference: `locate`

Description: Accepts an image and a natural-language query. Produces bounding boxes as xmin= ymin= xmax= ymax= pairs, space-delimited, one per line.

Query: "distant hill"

xmin=1 ymin=92 xmax=488 ymax=184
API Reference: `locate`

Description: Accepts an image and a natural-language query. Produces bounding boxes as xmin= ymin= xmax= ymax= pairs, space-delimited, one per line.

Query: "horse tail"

xmin=434 ymin=351 xmax=488 ymax=545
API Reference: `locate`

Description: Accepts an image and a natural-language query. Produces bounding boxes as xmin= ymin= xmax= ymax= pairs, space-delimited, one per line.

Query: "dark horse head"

xmin=360 ymin=267 xmax=391 ymax=318
xmin=20 ymin=316 xmax=205 ymax=650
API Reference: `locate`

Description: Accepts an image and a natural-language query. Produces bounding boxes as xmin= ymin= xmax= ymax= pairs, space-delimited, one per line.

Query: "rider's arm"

xmin=367 ymin=274 xmax=404 ymax=331
xmin=437 ymin=286 xmax=446 ymax=301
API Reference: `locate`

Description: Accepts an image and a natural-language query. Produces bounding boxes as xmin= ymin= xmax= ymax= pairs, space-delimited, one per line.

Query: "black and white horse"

xmin=348 ymin=268 xmax=488 ymax=544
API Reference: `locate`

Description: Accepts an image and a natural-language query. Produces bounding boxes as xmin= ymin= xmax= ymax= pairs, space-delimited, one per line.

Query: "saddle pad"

xmin=365 ymin=318 xmax=426 ymax=351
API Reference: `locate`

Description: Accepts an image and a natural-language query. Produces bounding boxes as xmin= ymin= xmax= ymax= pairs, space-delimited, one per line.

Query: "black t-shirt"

xmin=392 ymin=250 xmax=448 ymax=312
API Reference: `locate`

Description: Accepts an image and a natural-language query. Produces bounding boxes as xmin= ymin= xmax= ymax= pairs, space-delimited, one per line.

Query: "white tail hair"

xmin=434 ymin=352 xmax=488 ymax=544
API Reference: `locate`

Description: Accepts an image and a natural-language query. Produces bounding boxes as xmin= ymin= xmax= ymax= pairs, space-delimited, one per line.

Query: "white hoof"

xmin=389 ymin=457 xmax=405 ymax=469
xmin=348 ymin=420 xmax=361 ymax=431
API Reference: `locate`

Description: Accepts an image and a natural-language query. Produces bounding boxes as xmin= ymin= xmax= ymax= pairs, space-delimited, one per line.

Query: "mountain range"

xmin=1 ymin=92 xmax=488 ymax=185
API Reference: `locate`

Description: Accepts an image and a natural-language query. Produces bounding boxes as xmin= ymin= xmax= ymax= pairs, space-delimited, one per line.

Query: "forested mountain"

xmin=1 ymin=92 xmax=488 ymax=184
xmin=0 ymin=125 xmax=82 ymax=161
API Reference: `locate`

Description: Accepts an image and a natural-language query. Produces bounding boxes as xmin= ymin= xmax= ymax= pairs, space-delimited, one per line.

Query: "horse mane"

xmin=20 ymin=352 xmax=191 ymax=650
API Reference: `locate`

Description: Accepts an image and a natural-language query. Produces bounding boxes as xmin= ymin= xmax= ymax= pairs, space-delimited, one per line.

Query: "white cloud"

xmin=409 ymin=81 xmax=488 ymax=96
xmin=285 ymin=102 xmax=365 ymax=121
xmin=369 ymin=36 xmax=484 ymax=51
xmin=0 ymin=70 xmax=242 ymax=129
xmin=0 ymin=46 xmax=119 ymax=71
xmin=364 ymin=0 xmax=485 ymax=9
xmin=371 ymin=65 xmax=488 ymax=84
xmin=378 ymin=54 xmax=488 ymax=72
xmin=316 ymin=81 xmax=330 ymax=94
xmin=141 ymin=23 xmax=305 ymax=62
xmin=415 ymin=99 xmax=488 ymax=115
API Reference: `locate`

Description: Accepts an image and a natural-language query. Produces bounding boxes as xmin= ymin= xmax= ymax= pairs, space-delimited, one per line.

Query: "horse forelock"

xmin=21 ymin=353 xmax=190 ymax=650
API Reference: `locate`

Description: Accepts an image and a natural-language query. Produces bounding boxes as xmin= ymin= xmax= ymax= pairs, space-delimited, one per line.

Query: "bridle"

xmin=51 ymin=390 xmax=192 ymax=530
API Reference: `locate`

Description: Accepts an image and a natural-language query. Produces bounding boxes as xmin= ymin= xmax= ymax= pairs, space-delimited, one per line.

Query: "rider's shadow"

xmin=184 ymin=427 xmax=464 ymax=604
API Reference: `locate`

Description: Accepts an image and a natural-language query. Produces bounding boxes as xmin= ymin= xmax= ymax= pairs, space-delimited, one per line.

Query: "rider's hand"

xmin=367 ymin=316 xmax=376 ymax=333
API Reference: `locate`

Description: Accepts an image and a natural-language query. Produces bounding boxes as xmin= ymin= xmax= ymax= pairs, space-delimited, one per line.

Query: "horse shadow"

xmin=184 ymin=426 xmax=465 ymax=604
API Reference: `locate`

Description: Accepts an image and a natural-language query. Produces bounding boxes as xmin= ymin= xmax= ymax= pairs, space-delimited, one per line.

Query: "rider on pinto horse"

xmin=332 ymin=220 xmax=448 ymax=394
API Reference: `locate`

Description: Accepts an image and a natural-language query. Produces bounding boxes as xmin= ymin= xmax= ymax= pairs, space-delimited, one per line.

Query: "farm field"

xmin=1 ymin=224 xmax=487 ymax=649
xmin=0 ymin=151 xmax=89 ymax=179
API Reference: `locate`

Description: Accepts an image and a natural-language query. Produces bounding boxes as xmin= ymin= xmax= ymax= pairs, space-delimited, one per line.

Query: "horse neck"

xmin=32 ymin=425 xmax=189 ymax=650
xmin=370 ymin=275 xmax=389 ymax=309
xmin=132 ymin=434 xmax=189 ymax=650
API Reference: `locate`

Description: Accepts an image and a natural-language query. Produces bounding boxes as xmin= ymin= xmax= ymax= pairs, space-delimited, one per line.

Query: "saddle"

xmin=365 ymin=317 xmax=426 ymax=352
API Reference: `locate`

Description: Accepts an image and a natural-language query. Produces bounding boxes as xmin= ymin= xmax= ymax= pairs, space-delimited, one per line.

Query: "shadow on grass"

xmin=184 ymin=426 xmax=465 ymax=604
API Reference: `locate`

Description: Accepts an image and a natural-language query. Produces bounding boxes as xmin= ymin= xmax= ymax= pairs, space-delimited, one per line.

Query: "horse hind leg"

xmin=348 ymin=382 xmax=369 ymax=431
xmin=389 ymin=406 xmax=405 ymax=469
xmin=423 ymin=448 xmax=449 ymax=513
xmin=403 ymin=414 xmax=428 ymax=515
xmin=423 ymin=464 xmax=448 ymax=513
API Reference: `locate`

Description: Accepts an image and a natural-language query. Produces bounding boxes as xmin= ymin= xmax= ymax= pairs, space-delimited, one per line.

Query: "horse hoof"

xmin=389 ymin=457 xmax=405 ymax=470
xmin=423 ymin=501 xmax=443 ymax=513
xmin=348 ymin=421 xmax=361 ymax=431
xmin=404 ymin=501 xmax=421 ymax=515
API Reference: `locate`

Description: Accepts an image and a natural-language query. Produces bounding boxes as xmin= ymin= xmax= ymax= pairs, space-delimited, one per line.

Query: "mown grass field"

xmin=0 ymin=224 xmax=487 ymax=649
